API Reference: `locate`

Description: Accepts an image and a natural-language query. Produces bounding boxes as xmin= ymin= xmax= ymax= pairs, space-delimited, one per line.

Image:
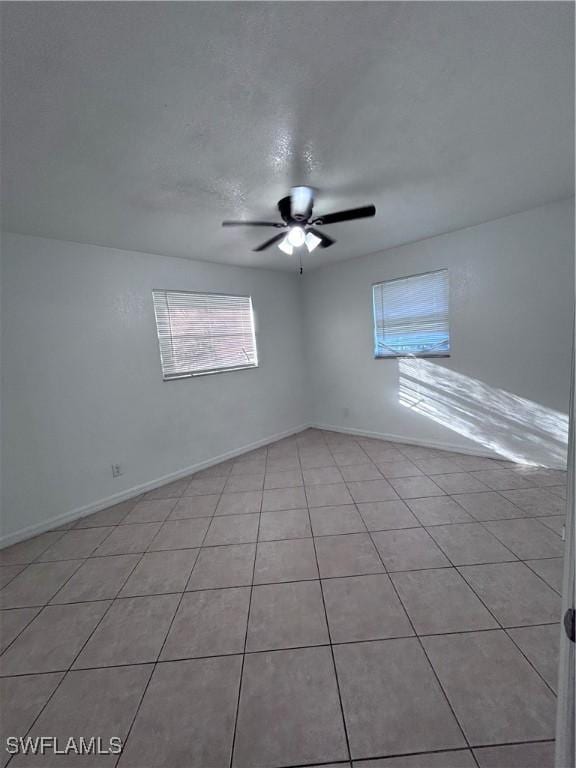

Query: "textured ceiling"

xmin=1 ymin=2 xmax=573 ymax=271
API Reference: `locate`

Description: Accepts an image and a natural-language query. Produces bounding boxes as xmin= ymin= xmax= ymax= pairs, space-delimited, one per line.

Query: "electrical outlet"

xmin=111 ymin=463 xmax=123 ymax=478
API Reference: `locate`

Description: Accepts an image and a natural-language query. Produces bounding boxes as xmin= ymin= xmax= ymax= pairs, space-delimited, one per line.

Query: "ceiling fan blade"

xmin=252 ymin=233 xmax=287 ymax=252
xmin=222 ymin=220 xmax=283 ymax=228
xmin=312 ymin=204 xmax=376 ymax=225
xmin=277 ymin=196 xmax=292 ymax=223
xmin=308 ymin=227 xmax=335 ymax=248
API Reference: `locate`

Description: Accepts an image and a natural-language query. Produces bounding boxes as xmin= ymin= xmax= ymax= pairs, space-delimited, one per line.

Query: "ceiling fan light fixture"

xmin=287 ymin=226 xmax=306 ymax=247
xmin=278 ymin=237 xmax=294 ymax=255
xmin=305 ymin=232 xmax=322 ymax=252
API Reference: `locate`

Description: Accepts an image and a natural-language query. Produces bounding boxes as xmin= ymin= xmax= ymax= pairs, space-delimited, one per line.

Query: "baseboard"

xmin=2 ymin=420 xmax=556 ymax=549
xmin=312 ymin=422 xmax=504 ymax=460
xmin=0 ymin=423 xmax=310 ymax=549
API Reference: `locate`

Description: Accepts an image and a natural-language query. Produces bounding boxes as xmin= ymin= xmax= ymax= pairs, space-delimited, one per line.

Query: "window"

xmin=152 ymin=290 xmax=258 ymax=379
xmin=373 ymin=269 xmax=450 ymax=358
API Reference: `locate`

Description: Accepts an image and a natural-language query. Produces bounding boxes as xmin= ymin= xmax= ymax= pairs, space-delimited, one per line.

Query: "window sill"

xmin=163 ymin=364 xmax=259 ymax=381
xmin=374 ymin=354 xmax=451 ymax=360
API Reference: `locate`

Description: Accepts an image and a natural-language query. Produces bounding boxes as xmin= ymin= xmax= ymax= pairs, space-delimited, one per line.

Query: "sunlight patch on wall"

xmin=399 ymin=358 xmax=568 ymax=468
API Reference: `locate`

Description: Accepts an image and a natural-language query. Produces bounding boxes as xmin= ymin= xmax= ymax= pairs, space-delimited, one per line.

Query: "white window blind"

xmin=373 ymin=269 xmax=450 ymax=358
xmin=152 ymin=290 xmax=258 ymax=379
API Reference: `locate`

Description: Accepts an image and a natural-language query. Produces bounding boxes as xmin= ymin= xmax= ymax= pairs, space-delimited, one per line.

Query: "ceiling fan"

xmin=222 ymin=186 xmax=376 ymax=259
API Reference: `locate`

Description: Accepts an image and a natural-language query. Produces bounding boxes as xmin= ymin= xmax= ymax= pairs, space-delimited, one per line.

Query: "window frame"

xmin=372 ymin=268 xmax=450 ymax=360
xmin=152 ymin=288 xmax=259 ymax=381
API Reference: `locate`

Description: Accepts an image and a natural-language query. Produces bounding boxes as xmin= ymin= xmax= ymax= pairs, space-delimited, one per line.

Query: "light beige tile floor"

xmin=0 ymin=429 xmax=565 ymax=767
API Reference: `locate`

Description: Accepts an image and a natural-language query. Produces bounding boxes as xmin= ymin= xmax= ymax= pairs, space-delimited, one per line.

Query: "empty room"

xmin=0 ymin=2 xmax=574 ymax=767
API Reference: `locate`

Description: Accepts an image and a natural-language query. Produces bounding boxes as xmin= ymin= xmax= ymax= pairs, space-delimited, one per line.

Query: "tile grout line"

xmin=3 ymin=559 xmax=542 ymax=610
xmin=1 ymin=530 xmax=564 ymax=566
xmin=0 ymin=606 xmax=41 ymax=668
xmin=422 ymin=498 xmax=564 ymax=696
xmin=324 ymin=441 xmax=480 ymax=767
xmin=422 ymin=526 xmax=562 ymax=699
xmin=0 ymin=508 xmax=151 ymax=666
xmin=0 ymin=546 xmax=109 ymax=661
xmin=114 ymin=483 xmax=227 ymax=766
xmin=523 ymin=559 xmax=563 ymax=596
xmin=0 ymin=544 xmax=562 ymax=611
xmin=0 ymin=570 xmax=565 ymax=609
xmin=330 ymin=435 xmax=566 ymax=721
xmin=292 ymin=438 xmax=563 ymax=753
xmin=3 ymin=523 xmax=152 ymax=768
xmin=0 ymin=617 xmax=564 ymax=681
xmin=308 ymin=499 xmax=354 ymax=765
xmin=452 ymin=561 xmax=561 ymax=699
xmin=349 ymin=447 xmax=488 ymax=762
xmin=469 ymin=515 xmax=564 ymax=562
xmin=374 ymin=457 xmax=564 ymax=701
xmin=0 ymin=567 xmax=27 ymax=591
xmin=227 ymin=448 xmax=265 ymax=768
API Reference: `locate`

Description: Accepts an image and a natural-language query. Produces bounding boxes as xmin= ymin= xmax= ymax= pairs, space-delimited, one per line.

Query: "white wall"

xmin=303 ymin=199 xmax=574 ymax=468
xmin=1 ymin=234 xmax=307 ymax=543
xmin=1 ymin=198 xmax=573 ymax=543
